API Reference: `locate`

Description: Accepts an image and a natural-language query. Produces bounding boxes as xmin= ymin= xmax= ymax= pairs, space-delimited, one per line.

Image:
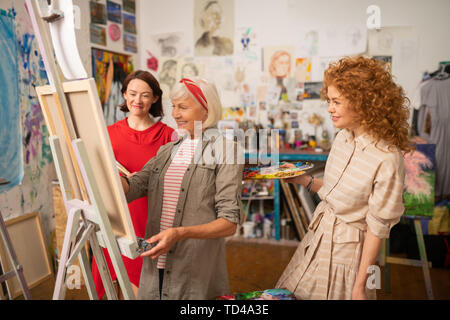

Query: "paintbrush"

xmin=115 ymin=160 xmax=131 ymax=176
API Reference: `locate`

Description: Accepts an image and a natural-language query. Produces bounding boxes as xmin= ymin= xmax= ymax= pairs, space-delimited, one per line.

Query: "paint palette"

xmin=243 ymin=162 xmax=314 ymax=180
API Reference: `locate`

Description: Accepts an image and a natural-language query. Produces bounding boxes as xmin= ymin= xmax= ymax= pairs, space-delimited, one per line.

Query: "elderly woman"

xmin=120 ymin=77 xmax=244 ymax=300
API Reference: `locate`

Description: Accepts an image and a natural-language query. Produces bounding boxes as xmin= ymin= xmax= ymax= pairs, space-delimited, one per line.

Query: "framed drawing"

xmin=0 ymin=212 xmax=52 ymax=299
xmin=35 ymin=79 xmax=138 ymax=258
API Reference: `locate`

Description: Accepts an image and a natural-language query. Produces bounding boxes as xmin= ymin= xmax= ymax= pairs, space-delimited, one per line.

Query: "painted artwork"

xmin=123 ymin=0 xmax=136 ymax=14
xmin=0 ymin=11 xmax=22 ymax=193
xmin=91 ymin=48 xmax=132 ymax=126
xmin=90 ymin=23 xmax=106 ymax=46
xmin=124 ymin=33 xmax=137 ymax=53
xmin=90 ymin=1 xmax=107 ymax=25
xmin=0 ymin=5 xmax=54 ymax=237
xmin=194 ymin=0 xmax=234 ymax=56
xmin=235 ymin=27 xmax=259 ymax=61
xmin=403 ymin=144 xmax=435 ymax=217
xmin=152 ymin=32 xmax=189 ymax=58
xmin=123 ymin=13 xmax=136 ymax=34
xmin=295 ymin=58 xmax=312 ymax=83
xmin=107 ymin=0 xmax=122 ymax=24
xmin=304 ymin=82 xmax=323 ymax=100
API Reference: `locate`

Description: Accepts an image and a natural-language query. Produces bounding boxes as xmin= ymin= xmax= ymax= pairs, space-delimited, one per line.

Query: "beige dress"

xmin=276 ymin=129 xmax=405 ymax=300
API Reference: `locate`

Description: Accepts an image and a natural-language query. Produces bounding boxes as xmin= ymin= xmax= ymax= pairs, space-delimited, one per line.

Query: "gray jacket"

xmin=126 ymin=132 xmax=244 ymax=300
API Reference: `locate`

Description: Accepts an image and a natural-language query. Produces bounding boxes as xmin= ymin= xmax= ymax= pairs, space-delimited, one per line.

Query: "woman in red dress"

xmin=91 ymin=70 xmax=175 ymax=299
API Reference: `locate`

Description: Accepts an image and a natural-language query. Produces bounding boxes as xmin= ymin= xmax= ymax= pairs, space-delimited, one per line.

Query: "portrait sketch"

xmin=264 ymin=46 xmax=294 ymax=99
xmin=158 ymin=58 xmax=178 ymax=99
xmin=194 ymin=0 xmax=234 ymax=56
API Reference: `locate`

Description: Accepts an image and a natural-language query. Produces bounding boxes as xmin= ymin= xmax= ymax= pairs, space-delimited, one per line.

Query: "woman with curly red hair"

xmin=276 ymin=56 xmax=412 ymax=300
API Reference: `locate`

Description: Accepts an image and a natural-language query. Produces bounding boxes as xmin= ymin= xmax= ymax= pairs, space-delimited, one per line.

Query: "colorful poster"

xmin=123 ymin=13 xmax=136 ymax=34
xmin=107 ymin=0 xmax=122 ymax=23
xmin=0 ymin=12 xmax=22 ymax=192
xmin=304 ymin=82 xmax=323 ymax=100
xmin=403 ymin=144 xmax=435 ymax=217
xmin=124 ymin=34 xmax=137 ymax=53
xmin=90 ymin=24 xmax=106 ymax=46
xmin=123 ymin=0 xmax=136 ymax=14
xmin=91 ymin=48 xmax=132 ymax=124
xmin=90 ymin=1 xmax=107 ymax=25
xmin=194 ymin=0 xmax=234 ymax=56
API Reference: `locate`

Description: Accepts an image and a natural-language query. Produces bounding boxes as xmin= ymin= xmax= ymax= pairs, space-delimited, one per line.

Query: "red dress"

xmin=91 ymin=118 xmax=174 ymax=299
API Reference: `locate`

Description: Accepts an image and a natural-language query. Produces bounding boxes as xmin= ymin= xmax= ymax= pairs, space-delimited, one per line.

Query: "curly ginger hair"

xmin=321 ymin=56 xmax=413 ymax=153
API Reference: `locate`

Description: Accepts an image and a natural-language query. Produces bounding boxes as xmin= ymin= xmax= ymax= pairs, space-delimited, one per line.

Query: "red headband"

xmin=180 ymin=78 xmax=208 ymax=112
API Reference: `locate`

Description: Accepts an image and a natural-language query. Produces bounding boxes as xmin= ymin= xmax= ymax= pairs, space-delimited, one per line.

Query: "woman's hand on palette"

xmin=139 ymin=228 xmax=182 ymax=259
xmin=280 ymin=163 xmax=310 ymax=187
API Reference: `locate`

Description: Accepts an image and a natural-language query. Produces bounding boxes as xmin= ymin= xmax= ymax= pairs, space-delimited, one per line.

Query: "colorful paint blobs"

xmin=0 ymin=12 xmax=22 ymax=192
xmin=295 ymin=58 xmax=312 ymax=82
xmin=403 ymin=144 xmax=435 ymax=217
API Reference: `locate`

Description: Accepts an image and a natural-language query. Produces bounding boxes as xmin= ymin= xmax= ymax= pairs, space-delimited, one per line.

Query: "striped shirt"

xmin=276 ymin=129 xmax=405 ymax=300
xmin=157 ymin=138 xmax=199 ymax=269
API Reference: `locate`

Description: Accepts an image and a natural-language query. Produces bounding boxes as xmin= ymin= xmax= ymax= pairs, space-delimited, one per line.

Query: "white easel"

xmin=26 ymin=0 xmax=136 ymax=300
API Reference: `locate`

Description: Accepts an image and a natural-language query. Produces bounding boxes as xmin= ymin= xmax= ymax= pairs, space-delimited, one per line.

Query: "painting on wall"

xmin=90 ymin=1 xmax=107 ymax=25
xmin=123 ymin=0 xmax=136 ymax=14
xmin=403 ymin=144 xmax=435 ymax=217
xmin=107 ymin=0 xmax=122 ymax=24
xmin=194 ymin=0 xmax=234 ymax=56
xmin=90 ymin=24 xmax=106 ymax=46
xmin=123 ymin=13 xmax=136 ymax=35
xmin=91 ymin=48 xmax=132 ymax=125
xmin=124 ymin=34 xmax=137 ymax=53
xmin=0 ymin=11 xmax=22 ymax=193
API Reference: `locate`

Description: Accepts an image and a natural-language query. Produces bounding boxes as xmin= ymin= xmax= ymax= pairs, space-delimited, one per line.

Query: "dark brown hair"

xmin=119 ymin=70 xmax=164 ymax=118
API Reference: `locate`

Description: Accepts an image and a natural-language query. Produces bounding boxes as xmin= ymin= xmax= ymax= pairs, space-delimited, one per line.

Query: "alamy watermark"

xmin=170 ymin=122 xmax=280 ymax=166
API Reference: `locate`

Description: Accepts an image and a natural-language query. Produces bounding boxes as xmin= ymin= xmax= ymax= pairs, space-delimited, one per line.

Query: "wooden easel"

xmin=0 ymin=180 xmax=32 ymax=300
xmin=380 ymin=216 xmax=434 ymax=300
xmin=26 ymin=0 xmax=136 ymax=299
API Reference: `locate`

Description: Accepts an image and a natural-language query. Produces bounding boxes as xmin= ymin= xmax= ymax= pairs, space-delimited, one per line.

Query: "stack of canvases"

xmin=413 ymin=63 xmax=450 ymax=201
xmin=280 ymin=180 xmax=314 ymax=241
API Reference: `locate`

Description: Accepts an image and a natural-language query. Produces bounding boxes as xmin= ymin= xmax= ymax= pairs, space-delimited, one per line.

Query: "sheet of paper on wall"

xmin=263 ymin=46 xmax=295 ymax=79
xmin=311 ymin=56 xmax=340 ymax=82
xmin=294 ymin=30 xmax=319 ymax=58
xmin=194 ymin=0 xmax=235 ymax=56
xmin=266 ymin=86 xmax=282 ymax=106
xmin=235 ymin=27 xmax=260 ymax=62
xmin=177 ymin=57 xmax=205 ymax=81
xmin=152 ymin=32 xmax=191 ymax=58
xmin=295 ymin=58 xmax=312 ymax=82
xmin=318 ymin=25 xmax=367 ymax=56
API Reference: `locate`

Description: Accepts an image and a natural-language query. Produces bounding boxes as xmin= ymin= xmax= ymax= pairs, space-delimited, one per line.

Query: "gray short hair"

xmin=169 ymin=77 xmax=222 ymax=129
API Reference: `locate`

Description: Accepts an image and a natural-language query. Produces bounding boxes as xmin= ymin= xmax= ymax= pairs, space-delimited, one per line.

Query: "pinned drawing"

xmin=264 ymin=46 xmax=294 ymax=100
xmin=194 ymin=0 xmax=234 ymax=56
xmin=152 ymin=32 xmax=188 ymax=58
xmin=158 ymin=58 xmax=178 ymax=99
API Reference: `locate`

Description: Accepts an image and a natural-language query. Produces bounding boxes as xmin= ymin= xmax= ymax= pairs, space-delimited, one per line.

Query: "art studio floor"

xmin=16 ymin=237 xmax=450 ymax=300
